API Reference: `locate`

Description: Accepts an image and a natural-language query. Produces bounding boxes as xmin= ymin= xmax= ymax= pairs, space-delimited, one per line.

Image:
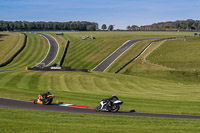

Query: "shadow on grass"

xmin=0 ymin=34 xmax=9 ymax=38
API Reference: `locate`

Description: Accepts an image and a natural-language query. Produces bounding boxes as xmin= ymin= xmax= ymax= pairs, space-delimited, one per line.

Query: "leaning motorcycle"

xmin=34 ymin=92 xmax=55 ymax=105
xmin=95 ymin=100 xmax=123 ymax=112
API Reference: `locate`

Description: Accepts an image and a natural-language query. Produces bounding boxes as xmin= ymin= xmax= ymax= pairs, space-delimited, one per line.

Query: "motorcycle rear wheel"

xmin=110 ymin=104 xmax=120 ymax=113
xmin=43 ymin=98 xmax=52 ymax=105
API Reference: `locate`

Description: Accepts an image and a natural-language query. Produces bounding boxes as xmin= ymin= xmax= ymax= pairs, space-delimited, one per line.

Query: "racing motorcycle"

xmin=34 ymin=92 xmax=55 ymax=105
xmin=95 ymin=99 xmax=123 ymax=112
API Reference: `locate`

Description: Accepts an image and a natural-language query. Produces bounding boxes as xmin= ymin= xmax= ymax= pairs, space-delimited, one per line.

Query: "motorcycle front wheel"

xmin=33 ymin=99 xmax=37 ymax=104
xmin=95 ymin=105 xmax=101 ymax=112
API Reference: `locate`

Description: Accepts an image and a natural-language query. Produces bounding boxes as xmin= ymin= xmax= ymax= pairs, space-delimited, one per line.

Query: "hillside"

xmin=0 ymin=33 xmax=48 ymax=70
xmin=49 ymin=31 xmax=192 ymax=70
xmin=116 ymin=36 xmax=200 ymax=82
xmin=0 ymin=32 xmax=25 ymax=65
xmin=1 ymin=31 xmax=200 ymax=132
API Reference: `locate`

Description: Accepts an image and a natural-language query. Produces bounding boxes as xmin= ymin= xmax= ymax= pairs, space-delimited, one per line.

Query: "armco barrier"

xmin=27 ymin=66 xmax=88 ymax=72
xmin=59 ymin=40 xmax=70 ymax=67
xmin=0 ymin=33 xmax=27 ymax=67
xmin=115 ymin=36 xmax=192 ymax=74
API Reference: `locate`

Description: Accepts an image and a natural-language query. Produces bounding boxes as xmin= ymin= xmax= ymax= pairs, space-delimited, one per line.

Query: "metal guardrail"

xmin=0 ymin=33 xmax=27 ymax=67
xmin=59 ymin=40 xmax=70 ymax=67
xmin=115 ymin=36 xmax=192 ymax=74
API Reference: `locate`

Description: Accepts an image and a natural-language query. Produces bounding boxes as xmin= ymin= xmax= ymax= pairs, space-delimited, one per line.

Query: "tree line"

xmin=0 ymin=20 xmax=98 ymax=31
xmin=127 ymin=19 xmax=200 ymax=31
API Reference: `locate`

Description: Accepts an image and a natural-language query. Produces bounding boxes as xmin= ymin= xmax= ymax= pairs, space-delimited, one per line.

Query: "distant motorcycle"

xmin=95 ymin=99 xmax=123 ymax=112
xmin=34 ymin=92 xmax=55 ymax=105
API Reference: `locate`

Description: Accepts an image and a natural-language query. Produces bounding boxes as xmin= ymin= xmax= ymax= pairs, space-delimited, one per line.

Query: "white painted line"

xmin=34 ymin=34 xmax=50 ymax=67
xmin=92 ymin=40 xmax=131 ymax=71
xmin=35 ymin=33 xmax=60 ymax=67
xmin=59 ymin=104 xmax=73 ymax=106
xmin=45 ymin=34 xmax=60 ymax=66
xmin=103 ymin=41 xmax=140 ymax=72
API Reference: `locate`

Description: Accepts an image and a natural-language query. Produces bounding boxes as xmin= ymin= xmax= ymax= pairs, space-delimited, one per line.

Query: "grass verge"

xmin=48 ymin=31 xmax=193 ymax=70
xmin=1 ymin=108 xmax=200 ymax=133
xmin=1 ymin=70 xmax=200 ymax=115
xmin=0 ymin=32 xmax=24 ymax=64
xmin=0 ymin=33 xmax=48 ymax=70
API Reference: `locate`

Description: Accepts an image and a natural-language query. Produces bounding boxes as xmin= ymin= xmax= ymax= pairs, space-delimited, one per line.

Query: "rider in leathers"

xmin=101 ymin=95 xmax=119 ymax=110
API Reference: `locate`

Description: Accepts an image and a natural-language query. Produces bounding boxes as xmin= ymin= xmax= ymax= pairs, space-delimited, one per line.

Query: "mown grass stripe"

xmin=0 ymin=33 xmax=48 ymax=70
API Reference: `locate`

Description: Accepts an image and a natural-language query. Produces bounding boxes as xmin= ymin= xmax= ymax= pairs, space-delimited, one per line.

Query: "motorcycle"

xmin=95 ymin=99 xmax=123 ymax=112
xmin=34 ymin=92 xmax=55 ymax=105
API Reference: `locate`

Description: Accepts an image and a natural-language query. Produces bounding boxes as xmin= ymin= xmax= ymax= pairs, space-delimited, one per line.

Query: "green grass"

xmin=1 ymin=70 xmax=200 ymax=115
xmin=48 ymin=31 xmax=193 ymax=70
xmin=106 ymin=40 xmax=153 ymax=73
xmin=0 ymin=31 xmax=199 ymax=132
xmin=46 ymin=33 xmax=67 ymax=66
xmin=147 ymin=37 xmax=200 ymax=71
xmin=1 ymin=108 xmax=200 ymax=133
xmin=113 ymin=37 xmax=200 ymax=82
xmin=0 ymin=32 xmax=25 ymax=64
xmin=0 ymin=33 xmax=49 ymax=70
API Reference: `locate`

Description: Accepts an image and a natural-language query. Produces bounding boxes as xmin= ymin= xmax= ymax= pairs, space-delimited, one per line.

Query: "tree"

xmin=101 ymin=24 xmax=107 ymax=30
xmin=108 ymin=25 xmax=114 ymax=31
xmin=131 ymin=25 xmax=138 ymax=30
xmin=127 ymin=26 xmax=131 ymax=30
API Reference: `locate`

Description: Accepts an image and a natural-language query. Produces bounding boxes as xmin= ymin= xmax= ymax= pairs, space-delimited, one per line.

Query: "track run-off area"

xmin=0 ymin=32 xmax=198 ymax=120
xmin=1 ymin=97 xmax=200 ymax=119
xmin=92 ymin=38 xmax=155 ymax=72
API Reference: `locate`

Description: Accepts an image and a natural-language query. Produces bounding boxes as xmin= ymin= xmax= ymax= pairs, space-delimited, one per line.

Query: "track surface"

xmin=92 ymin=38 xmax=155 ymax=72
xmin=0 ymin=69 xmax=24 ymax=72
xmin=1 ymin=98 xmax=200 ymax=119
xmin=1 ymin=37 xmax=199 ymax=119
xmin=39 ymin=33 xmax=59 ymax=66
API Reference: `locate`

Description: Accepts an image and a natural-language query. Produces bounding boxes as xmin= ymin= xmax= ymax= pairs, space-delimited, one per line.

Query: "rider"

xmin=101 ymin=94 xmax=119 ymax=110
xmin=39 ymin=92 xmax=51 ymax=101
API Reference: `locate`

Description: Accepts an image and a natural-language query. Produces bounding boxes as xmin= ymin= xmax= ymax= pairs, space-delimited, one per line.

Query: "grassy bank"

xmin=0 ymin=32 xmax=24 ymax=64
xmin=1 ymin=108 xmax=200 ymax=133
xmin=0 ymin=31 xmax=199 ymax=132
xmin=1 ymin=70 xmax=200 ymax=115
xmin=0 ymin=33 xmax=48 ymax=70
xmin=147 ymin=37 xmax=200 ymax=71
xmin=48 ymin=31 xmax=193 ymax=70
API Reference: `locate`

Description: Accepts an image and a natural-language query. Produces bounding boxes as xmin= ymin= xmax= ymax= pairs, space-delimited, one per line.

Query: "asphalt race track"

xmin=1 ymin=97 xmax=200 ymax=119
xmin=1 ymin=37 xmax=199 ymax=119
xmin=0 ymin=69 xmax=24 ymax=72
xmin=92 ymin=38 xmax=155 ymax=72
xmin=38 ymin=33 xmax=59 ymax=66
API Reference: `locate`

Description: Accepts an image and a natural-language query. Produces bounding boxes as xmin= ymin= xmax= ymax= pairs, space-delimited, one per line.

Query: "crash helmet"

xmin=112 ymin=94 xmax=116 ymax=97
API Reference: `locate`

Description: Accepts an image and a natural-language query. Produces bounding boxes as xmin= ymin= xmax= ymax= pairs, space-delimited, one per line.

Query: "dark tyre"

xmin=43 ymin=98 xmax=52 ymax=105
xmin=34 ymin=99 xmax=37 ymax=104
xmin=95 ymin=105 xmax=101 ymax=112
xmin=110 ymin=104 xmax=120 ymax=113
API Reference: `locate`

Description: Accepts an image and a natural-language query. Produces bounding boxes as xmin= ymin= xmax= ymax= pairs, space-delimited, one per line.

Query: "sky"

xmin=0 ymin=0 xmax=200 ymax=29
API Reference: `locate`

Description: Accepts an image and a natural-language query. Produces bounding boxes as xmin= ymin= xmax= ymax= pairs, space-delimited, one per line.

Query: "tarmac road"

xmin=92 ymin=38 xmax=155 ymax=72
xmin=1 ymin=97 xmax=200 ymax=119
xmin=38 ymin=33 xmax=59 ymax=66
